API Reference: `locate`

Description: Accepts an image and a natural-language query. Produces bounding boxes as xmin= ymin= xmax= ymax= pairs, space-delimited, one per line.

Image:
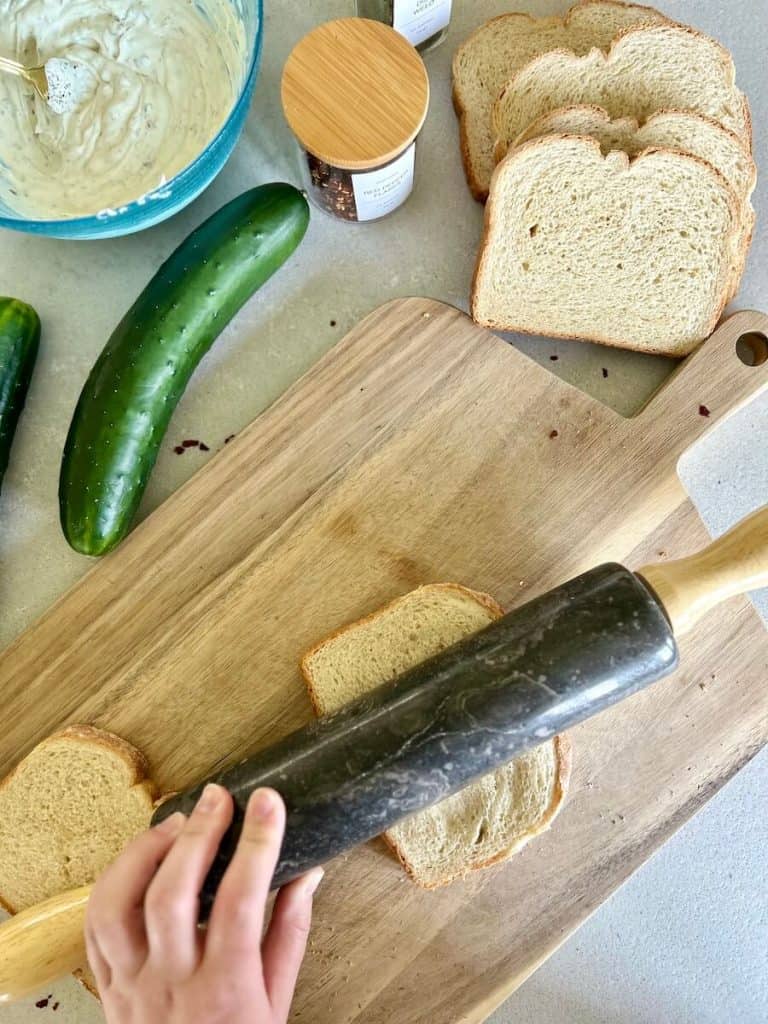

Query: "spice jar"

xmin=281 ymin=18 xmax=430 ymax=224
xmin=356 ymin=0 xmax=453 ymax=52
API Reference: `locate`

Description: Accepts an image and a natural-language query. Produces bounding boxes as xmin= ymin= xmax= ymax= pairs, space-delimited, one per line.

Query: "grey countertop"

xmin=0 ymin=1 xmax=765 ymax=1021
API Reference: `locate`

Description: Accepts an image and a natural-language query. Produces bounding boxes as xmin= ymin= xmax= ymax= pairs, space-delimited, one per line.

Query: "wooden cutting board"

xmin=2 ymin=298 xmax=767 ymax=1023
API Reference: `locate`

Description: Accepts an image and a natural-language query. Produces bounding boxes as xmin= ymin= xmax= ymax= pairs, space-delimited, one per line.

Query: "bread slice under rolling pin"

xmin=301 ymin=583 xmax=571 ymax=889
xmin=0 ymin=725 xmax=157 ymax=995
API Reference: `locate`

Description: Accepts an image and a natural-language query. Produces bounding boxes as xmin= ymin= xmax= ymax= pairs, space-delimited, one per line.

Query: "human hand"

xmin=85 ymin=785 xmax=322 ymax=1023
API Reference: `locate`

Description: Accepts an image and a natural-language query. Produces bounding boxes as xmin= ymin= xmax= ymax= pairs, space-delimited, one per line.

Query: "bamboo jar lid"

xmin=281 ymin=18 xmax=430 ymax=171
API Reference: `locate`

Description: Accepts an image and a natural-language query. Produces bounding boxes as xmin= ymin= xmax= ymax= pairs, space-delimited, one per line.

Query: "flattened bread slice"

xmin=0 ymin=726 xmax=156 ymax=996
xmin=301 ymin=583 xmax=571 ymax=889
xmin=515 ymin=105 xmax=755 ymax=300
xmin=472 ymin=135 xmax=741 ymax=356
xmin=492 ymin=24 xmax=751 ymax=160
xmin=452 ymin=0 xmax=669 ymax=200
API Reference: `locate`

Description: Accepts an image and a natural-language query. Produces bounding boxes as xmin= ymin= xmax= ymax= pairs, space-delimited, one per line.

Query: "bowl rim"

xmin=0 ymin=0 xmax=264 ymax=235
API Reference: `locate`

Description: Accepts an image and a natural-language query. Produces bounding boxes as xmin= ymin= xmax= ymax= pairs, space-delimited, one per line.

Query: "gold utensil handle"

xmin=0 ymin=56 xmax=48 ymax=100
xmin=0 ymin=56 xmax=28 ymax=80
xmin=640 ymin=505 xmax=768 ymax=636
xmin=0 ymin=885 xmax=91 ymax=1003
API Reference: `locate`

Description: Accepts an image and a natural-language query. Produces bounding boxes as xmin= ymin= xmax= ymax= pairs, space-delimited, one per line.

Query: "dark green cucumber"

xmin=59 ymin=183 xmax=310 ymax=556
xmin=0 ymin=298 xmax=40 ymax=495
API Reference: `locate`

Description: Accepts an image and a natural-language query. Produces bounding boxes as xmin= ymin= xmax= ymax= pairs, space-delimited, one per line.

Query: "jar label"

xmin=352 ymin=143 xmax=416 ymax=221
xmin=392 ymin=0 xmax=452 ymax=47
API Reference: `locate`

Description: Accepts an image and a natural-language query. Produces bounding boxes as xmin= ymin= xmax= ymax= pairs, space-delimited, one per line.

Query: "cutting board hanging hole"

xmin=736 ymin=331 xmax=768 ymax=366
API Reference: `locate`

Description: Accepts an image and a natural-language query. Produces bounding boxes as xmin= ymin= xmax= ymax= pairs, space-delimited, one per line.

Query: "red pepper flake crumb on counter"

xmin=174 ymin=439 xmax=212 ymax=453
xmin=35 ymin=996 xmax=52 ymax=1009
xmin=549 ymin=354 xmax=558 ymax=361
xmin=53 ymin=1003 xmax=60 ymax=1012
xmin=330 ymin=319 xmax=337 ymax=327
xmin=224 ymin=433 xmax=236 ymax=444
xmin=549 ymin=429 xmax=559 ymax=439
xmin=699 ymin=404 xmax=711 ymax=417
xmin=601 ymin=367 xmax=608 ymax=378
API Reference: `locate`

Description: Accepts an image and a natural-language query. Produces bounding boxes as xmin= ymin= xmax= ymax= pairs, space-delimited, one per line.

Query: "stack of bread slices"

xmin=453 ymin=1 xmax=756 ymax=356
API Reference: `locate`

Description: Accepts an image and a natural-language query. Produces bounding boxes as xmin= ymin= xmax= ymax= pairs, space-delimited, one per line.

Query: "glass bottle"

xmin=356 ymin=0 xmax=453 ymax=53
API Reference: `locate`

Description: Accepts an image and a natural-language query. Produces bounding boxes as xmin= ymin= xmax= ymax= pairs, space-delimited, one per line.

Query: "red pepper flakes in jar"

xmin=281 ymin=19 xmax=429 ymax=224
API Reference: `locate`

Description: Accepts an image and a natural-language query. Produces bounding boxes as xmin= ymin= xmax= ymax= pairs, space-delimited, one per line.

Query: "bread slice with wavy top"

xmin=514 ymin=105 xmax=755 ymax=300
xmin=0 ymin=725 xmax=157 ymax=997
xmin=515 ymin=107 xmax=755 ymax=203
xmin=472 ymin=135 xmax=741 ymax=356
xmin=301 ymin=583 xmax=571 ymax=889
xmin=492 ymin=24 xmax=751 ymax=161
xmin=452 ymin=0 xmax=669 ymax=201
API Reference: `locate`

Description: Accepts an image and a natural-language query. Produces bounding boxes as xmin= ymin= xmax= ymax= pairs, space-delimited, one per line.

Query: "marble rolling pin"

xmin=1 ymin=506 xmax=767 ymax=1002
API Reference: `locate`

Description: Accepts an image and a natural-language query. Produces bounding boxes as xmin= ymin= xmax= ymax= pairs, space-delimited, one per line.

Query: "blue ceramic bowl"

xmin=0 ymin=0 xmax=264 ymax=239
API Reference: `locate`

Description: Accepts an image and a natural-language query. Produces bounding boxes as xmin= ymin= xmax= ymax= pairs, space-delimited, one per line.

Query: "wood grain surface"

xmin=281 ymin=18 xmax=429 ymax=169
xmin=1 ymin=298 xmax=767 ymax=1022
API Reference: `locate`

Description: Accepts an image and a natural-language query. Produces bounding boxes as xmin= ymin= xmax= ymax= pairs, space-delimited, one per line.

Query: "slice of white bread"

xmin=452 ymin=1 xmax=669 ymax=201
xmin=301 ymin=583 xmax=571 ymax=889
xmin=492 ymin=24 xmax=752 ymax=162
xmin=471 ymin=135 xmax=741 ymax=356
xmin=516 ymin=107 xmax=756 ymax=202
xmin=0 ymin=725 xmax=156 ymax=995
xmin=515 ymin=105 xmax=756 ymax=300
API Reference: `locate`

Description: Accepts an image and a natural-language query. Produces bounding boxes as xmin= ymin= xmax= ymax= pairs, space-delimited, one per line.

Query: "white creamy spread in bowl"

xmin=0 ymin=0 xmax=247 ymax=219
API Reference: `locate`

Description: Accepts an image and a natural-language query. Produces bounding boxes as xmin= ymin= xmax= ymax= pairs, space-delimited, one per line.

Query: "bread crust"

xmin=385 ymin=733 xmax=573 ymax=890
xmin=516 ymin=105 xmax=755 ymax=171
xmin=0 ymin=725 xmax=157 ymax=1002
xmin=498 ymin=105 xmax=753 ymax=306
xmin=301 ymin=583 xmax=571 ymax=888
xmin=301 ymin=582 xmax=505 ymax=715
xmin=0 ymin=726 xmax=157 ymax=878
xmin=492 ymin=23 xmax=751 ymax=160
xmin=452 ymin=10 xmax=557 ymax=202
xmin=471 ymin=134 xmax=745 ymax=356
xmin=451 ymin=0 xmax=671 ymax=202
xmin=52 ymin=724 xmax=153 ymax=786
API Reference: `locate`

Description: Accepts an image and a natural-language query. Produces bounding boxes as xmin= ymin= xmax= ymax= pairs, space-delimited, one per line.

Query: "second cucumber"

xmin=59 ymin=183 xmax=310 ymax=556
xmin=0 ymin=297 xmax=40 ymax=497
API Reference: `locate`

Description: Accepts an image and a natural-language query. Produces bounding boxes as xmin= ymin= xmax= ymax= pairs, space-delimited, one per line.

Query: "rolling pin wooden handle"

xmin=639 ymin=505 xmax=768 ymax=637
xmin=0 ymin=885 xmax=91 ymax=1003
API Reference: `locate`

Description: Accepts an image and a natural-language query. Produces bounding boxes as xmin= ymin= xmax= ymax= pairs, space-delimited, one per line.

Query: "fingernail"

xmin=155 ymin=811 xmax=185 ymax=834
xmin=196 ymin=783 xmax=224 ymax=813
xmin=247 ymin=787 xmax=279 ymax=821
xmin=304 ymin=867 xmax=324 ymax=896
